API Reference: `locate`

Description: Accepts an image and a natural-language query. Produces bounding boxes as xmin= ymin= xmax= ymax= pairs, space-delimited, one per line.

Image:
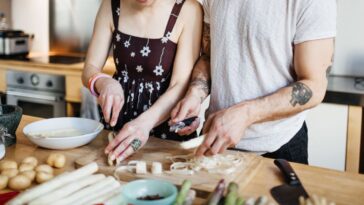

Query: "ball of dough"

xmin=0 ymin=175 xmax=9 ymax=190
xmin=8 ymin=175 xmax=31 ymax=191
xmin=36 ymin=172 xmax=53 ymax=184
xmin=21 ymin=157 xmax=38 ymax=167
xmin=19 ymin=163 xmax=35 ymax=172
xmin=1 ymin=168 xmax=19 ymax=178
xmin=0 ymin=160 xmax=18 ymax=171
xmin=47 ymin=153 xmax=66 ymax=168
xmin=35 ymin=164 xmax=53 ymax=174
xmin=20 ymin=170 xmax=36 ymax=182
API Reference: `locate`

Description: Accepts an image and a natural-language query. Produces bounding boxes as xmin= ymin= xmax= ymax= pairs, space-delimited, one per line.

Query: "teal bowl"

xmin=122 ymin=179 xmax=178 ymax=205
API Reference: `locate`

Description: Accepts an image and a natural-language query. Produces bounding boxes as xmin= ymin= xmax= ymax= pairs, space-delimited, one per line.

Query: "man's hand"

xmin=196 ymin=105 xmax=250 ymax=156
xmin=170 ymin=90 xmax=202 ymax=135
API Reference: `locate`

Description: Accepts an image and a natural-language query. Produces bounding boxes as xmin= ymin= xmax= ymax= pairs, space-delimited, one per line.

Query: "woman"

xmin=82 ymin=0 xmax=203 ymax=163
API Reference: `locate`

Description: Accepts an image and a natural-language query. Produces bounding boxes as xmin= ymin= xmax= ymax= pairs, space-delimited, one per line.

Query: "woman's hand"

xmin=96 ymin=77 xmax=124 ymax=127
xmin=104 ymin=119 xmax=151 ymax=163
xmin=170 ymin=91 xmax=202 ymax=135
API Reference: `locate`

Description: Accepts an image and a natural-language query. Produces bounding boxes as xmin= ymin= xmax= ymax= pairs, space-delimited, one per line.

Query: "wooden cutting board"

xmin=75 ymin=132 xmax=262 ymax=194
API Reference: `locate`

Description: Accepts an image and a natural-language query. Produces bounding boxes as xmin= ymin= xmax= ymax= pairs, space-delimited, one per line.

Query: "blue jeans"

xmin=263 ymin=123 xmax=309 ymax=165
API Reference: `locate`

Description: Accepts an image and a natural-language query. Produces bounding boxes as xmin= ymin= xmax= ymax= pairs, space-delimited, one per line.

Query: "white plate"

xmin=23 ymin=117 xmax=104 ymax=150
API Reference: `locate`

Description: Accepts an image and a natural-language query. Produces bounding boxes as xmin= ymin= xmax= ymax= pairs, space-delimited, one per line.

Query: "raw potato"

xmin=0 ymin=175 xmax=9 ymax=190
xmin=36 ymin=172 xmax=54 ymax=184
xmin=35 ymin=164 xmax=54 ymax=174
xmin=8 ymin=175 xmax=32 ymax=191
xmin=20 ymin=170 xmax=36 ymax=182
xmin=0 ymin=160 xmax=18 ymax=171
xmin=22 ymin=157 xmax=38 ymax=167
xmin=47 ymin=153 xmax=66 ymax=168
xmin=19 ymin=163 xmax=35 ymax=172
xmin=1 ymin=168 xmax=19 ymax=178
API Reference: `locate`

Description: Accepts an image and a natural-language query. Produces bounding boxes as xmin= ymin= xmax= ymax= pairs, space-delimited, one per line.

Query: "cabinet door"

xmin=306 ymin=103 xmax=348 ymax=171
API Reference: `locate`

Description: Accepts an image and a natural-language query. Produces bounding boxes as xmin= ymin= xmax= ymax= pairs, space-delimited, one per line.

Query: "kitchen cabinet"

xmin=306 ymin=103 xmax=348 ymax=171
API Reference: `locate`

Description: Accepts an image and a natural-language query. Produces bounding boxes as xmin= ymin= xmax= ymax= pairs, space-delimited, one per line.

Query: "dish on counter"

xmin=23 ymin=117 xmax=103 ymax=150
xmin=122 ymin=179 xmax=177 ymax=205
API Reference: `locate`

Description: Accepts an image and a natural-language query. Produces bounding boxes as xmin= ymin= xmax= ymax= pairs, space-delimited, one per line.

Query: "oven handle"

xmin=6 ymin=90 xmax=58 ymax=101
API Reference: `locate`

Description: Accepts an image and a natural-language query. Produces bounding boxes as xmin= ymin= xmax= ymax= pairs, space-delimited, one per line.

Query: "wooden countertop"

xmin=3 ymin=115 xmax=364 ymax=205
xmin=0 ymin=53 xmax=116 ymax=76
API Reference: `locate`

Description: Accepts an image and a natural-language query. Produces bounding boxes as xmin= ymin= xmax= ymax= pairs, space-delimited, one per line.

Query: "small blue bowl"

xmin=122 ymin=179 xmax=177 ymax=205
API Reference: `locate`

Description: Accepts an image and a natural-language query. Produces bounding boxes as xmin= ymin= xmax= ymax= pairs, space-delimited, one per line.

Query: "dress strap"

xmin=111 ymin=0 xmax=121 ymax=30
xmin=163 ymin=0 xmax=186 ymax=37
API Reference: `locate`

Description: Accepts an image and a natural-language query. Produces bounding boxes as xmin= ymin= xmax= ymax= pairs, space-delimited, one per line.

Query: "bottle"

xmin=0 ymin=12 xmax=8 ymax=30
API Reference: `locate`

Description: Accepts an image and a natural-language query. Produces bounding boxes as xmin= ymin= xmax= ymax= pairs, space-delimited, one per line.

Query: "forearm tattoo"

xmin=290 ymin=82 xmax=313 ymax=107
xmin=202 ymin=23 xmax=211 ymax=58
xmin=191 ymin=78 xmax=210 ymax=97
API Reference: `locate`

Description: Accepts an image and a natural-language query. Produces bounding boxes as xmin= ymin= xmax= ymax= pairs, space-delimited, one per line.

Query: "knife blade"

xmin=169 ymin=116 xmax=198 ymax=133
xmin=270 ymin=159 xmax=309 ymax=205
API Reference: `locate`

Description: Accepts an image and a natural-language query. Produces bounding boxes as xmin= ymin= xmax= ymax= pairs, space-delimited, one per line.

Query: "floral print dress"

xmin=101 ymin=0 xmax=196 ymax=141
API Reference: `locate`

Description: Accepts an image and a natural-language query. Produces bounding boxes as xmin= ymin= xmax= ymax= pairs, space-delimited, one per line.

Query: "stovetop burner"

xmin=1 ymin=54 xmax=85 ymax=65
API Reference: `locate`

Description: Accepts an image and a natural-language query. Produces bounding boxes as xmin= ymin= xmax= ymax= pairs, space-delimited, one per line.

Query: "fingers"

xmin=196 ymin=128 xmax=217 ymax=156
xmin=177 ymin=118 xmax=200 ymax=136
xmin=210 ymin=137 xmax=225 ymax=155
xmin=105 ymin=125 xmax=133 ymax=154
xmin=111 ymin=136 xmax=135 ymax=161
xmin=110 ymin=95 xmax=124 ymax=127
xmin=170 ymin=102 xmax=181 ymax=122
xmin=102 ymin=95 xmax=113 ymax=123
xmin=116 ymin=145 xmax=135 ymax=164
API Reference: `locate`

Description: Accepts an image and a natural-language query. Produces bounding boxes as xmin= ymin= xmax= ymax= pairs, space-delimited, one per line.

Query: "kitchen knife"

xmin=270 ymin=159 xmax=309 ymax=205
xmin=169 ymin=116 xmax=198 ymax=133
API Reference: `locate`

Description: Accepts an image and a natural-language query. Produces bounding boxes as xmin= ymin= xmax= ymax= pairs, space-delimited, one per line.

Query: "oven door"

xmin=6 ymin=88 xmax=66 ymax=118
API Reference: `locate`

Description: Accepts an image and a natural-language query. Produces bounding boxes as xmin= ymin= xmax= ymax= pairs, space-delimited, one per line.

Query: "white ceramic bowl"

xmin=23 ymin=117 xmax=104 ymax=150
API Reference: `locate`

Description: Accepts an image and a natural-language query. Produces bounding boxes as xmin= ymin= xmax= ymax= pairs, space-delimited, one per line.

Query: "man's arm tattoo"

xmin=191 ymin=78 xmax=210 ymax=96
xmin=290 ymin=82 xmax=313 ymax=107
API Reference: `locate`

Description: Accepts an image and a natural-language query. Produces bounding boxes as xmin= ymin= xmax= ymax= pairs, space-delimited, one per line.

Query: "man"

xmin=170 ymin=0 xmax=336 ymax=164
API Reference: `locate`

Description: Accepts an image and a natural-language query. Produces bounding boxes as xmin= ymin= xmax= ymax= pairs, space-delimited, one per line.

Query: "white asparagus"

xmin=104 ymin=187 xmax=127 ymax=205
xmin=80 ymin=180 xmax=121 ymax=205
xmin=28 ymin=174 xmax=106 ymax=205
xmin=7 ymin=162 xmax=98 ymax=205
xmin=180 ymin=135 xmax=205 ymax=150
xmin=53 ymin=176 xmax=115 ymax=205
xmin=136 ymin=161 xmax=147 ymax=174
xmin=151 ymin=162 xmax=163 ymax=175
xmin=89 ymin=186 xmax=123 ymax=205
xmin=108 ymin=132 xmax=115 ymax=166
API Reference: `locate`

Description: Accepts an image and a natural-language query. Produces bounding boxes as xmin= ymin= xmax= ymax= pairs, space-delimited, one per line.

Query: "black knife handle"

xmin=274 ymin=159 xmax=301 ymax=186
xmin=182 ymin=116 xmax=198 ymax=126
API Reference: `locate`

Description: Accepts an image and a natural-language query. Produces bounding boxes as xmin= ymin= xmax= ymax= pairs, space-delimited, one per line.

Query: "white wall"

xmin=332 ymin=0 xmax=364 ymax=76
xmin=306 ymin=103 xmax=348 ymax=171
xmin=0 ymin=0 xmax=11 ymax=27
xmin=11 ymin=0 xmax=49 ymax=53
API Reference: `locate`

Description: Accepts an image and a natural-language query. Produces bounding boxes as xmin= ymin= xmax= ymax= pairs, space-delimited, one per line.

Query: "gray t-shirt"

xmin=203 ymin=0 xmax=336 ymax=152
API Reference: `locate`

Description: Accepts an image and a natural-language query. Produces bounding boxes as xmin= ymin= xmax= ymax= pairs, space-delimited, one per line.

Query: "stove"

xmin=1 ymin=54 xmax=85 ymax=65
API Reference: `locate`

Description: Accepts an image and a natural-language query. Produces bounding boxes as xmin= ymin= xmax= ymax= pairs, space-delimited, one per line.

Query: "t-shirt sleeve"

xmin=202 ymin=0 xmax=210 ymax=24
xmin=294 ymin=0 xmax=337 ymax=44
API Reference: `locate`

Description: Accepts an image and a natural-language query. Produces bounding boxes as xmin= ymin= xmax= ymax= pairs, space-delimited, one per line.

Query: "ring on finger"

xmin=130 ymin=138 xmax=142 ymax=152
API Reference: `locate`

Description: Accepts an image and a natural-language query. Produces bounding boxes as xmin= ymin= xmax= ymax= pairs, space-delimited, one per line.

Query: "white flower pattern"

xmin=140 ymin=46 xmax=151 ymax=57
xmin=176 ymin=0 xmax=183 ymax=4
xmin=116 ymin=33 xmax=121 ymax=42
xmin=161 ymin=133 xmax=167 ymax=139
xmin=136 ymin=65 xmax=143 ymax=73
xmin=116 ymin=8 xmax=120 ymax=16
xmin=153 ymin=65 xmax=164 ymax=76
xmin=130 ymin=52 xmax=136 ymax=58
xmin=124 ymin=41 xmax=130 ymax=48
